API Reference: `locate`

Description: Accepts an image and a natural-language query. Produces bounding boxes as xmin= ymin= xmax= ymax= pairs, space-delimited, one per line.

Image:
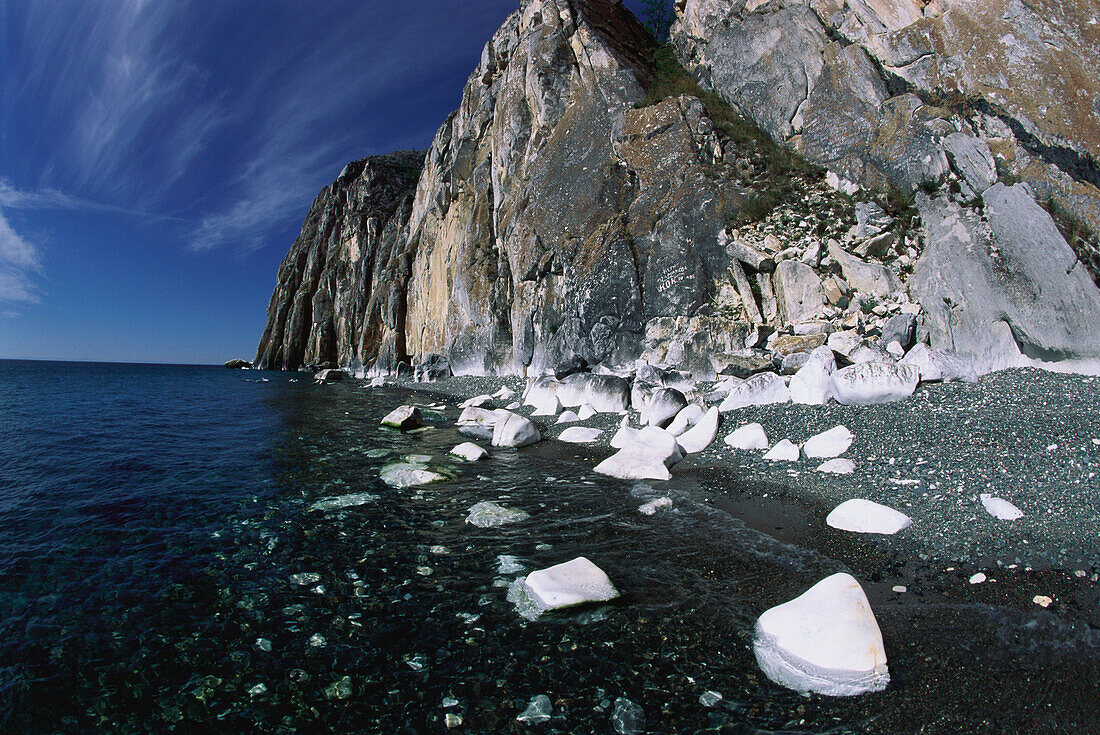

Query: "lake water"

xmin=1 ymin=360 xmax=1095 ymax=733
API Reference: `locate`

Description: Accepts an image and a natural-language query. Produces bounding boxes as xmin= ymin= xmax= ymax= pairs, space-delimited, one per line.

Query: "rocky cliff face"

xmin=258 ymin=0 xmax=1100 ymax=378
xmin=255 ymin=151 xmax=423 ymax=371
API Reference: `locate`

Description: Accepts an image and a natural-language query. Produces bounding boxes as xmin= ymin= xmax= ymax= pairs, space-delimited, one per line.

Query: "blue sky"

xmin=0 ymin=0 xmax=520 ymax=363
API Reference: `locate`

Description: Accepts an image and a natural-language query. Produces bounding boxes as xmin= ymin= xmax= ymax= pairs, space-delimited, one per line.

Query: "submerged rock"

xmin=380 ymin=405 xmax=423 ymax=430
xmin=380 ymin=461 xmax=449 ymax=488
xmin=638 ymin=497 xmax=673 ymax=515
xmin=516 ymin=694 xmax=553 ymax=724
xmin=465 ymin=501 xmax=529 ymax=527
xmin=520 ymin=557 xmax=619 ymax=613
xmin=610 ymin=697 xmax=645 ymax=734
xmin=724 ymin=422 xmax=769 ymax=450
xmin=754 ymin=573 xmax=889 ymax=696
xmin=309 ymin=492 xmax=380 ymax=511
xmin=826 ymin=499 xmax=912 ymax=535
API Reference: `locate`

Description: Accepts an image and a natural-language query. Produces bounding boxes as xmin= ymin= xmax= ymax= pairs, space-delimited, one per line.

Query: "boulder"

xmin=491 ymin=411 xmax=541 ymax=448
xmin=450 ymin=442 xmax=489 ymax=461
xmin=772 ymin=333 xmax=827 ymax=356
xmin=753 ymin=573 xmax=889 ymax=696
xmin=979 ymin=493 xmax=1024 ymax=521
xmin=559 ymin=373 xmax=631 ymax=412
xmin=827 ymin=240 xmax=900 ymax=297
xmin=677 ymin=407 xmax=719 ymax=454
xmin=556 ymin=410 xmax=581 ymax=424
xmin=712 ymin=349 xmax=774 ymax=378
xmin=848 ymin=342 xmax=894 ymax=365
xmin=315 ymin=368 xmax=345 ymax=383
xmin=521 ymin=557 xmax=620 ymax=612
xmin=881 ymin=314 xmax=916 ymax=351
xmin=941 ymin=133 xmax=997 ymax=194
xmin=630 ymin=380 xmax=657 ymax=412
xmin=596 ymin=425 xmax=684 ymax=481
xmin=780 ymin=352 xmax=811 ymax=375
xmin=719 ymin=372 xmax=791 ymax=412
xmin=831 ymin=362 xmax=919 ymax=405
xmin=724 ymin=423 xmax=769 ymax=450
xmin=773 ymin=260 xmax=825 ymax=325
xmin=415 ymin=353 xmax=451 ymax=383
xmin=380 ymin=461 xmax=449 ymax=488
xmin=524 ymin=377 xmax=561 ymax=409
xmin=531 ymin=392 xmax=563 ymax=417
xmin=577 ymin=404 xmax=597 ymax=420
xmin=493 ymin=386 xmax=516 ymax=401
xmin=554 ymin=355 xmax=588 ymax=380
xmin=899 ymin=343 xmax=941 ymax=382
xmin=803 ymin=426 xmax=854 ymax=458
xmin=817 ymin=458 xmax=855 ymax=474
xmin=645 ymin=387 xmax=688 ymax=427
xmin=763 ymin=439 xmax=800 ymax=462
xmin=224 ymin=358 xmax=252 ymax=369
xmin=826 ymin=499 xmax=912 ymax=534
xmin=466 ymin=501 xmax=530 ymax=527
xmin=381 ymin=405 xmax=423 ymax=430
xmin=558 ymin=427 xmax=603 ymax=444
xmin=827 ymin=330 xmax=863 ymax=358
xmin=460 ymin=394 xmax=495 ymax=409
xmin=666 ymin=404 xmax=706 ymax=436
xmin=369 ymin=376 xmax=386 ymax=387
xmin=789 ymin=346 xmax=836 ymax=405
xmin=457 ymin=407 xmax=499 ymax=428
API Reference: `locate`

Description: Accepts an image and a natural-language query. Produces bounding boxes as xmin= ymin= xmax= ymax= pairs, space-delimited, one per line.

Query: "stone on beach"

xmin=521 ymin=557 xmax=619 ymax=612
xmin=577 ymin=404 xmax=597 ymax=420
xmin=596 ymin=425 xmax=684 ymax=481
xmin=764 ymin=439 xmax=799 ymax=462
xmin=558 ymin=373 xmax=631 ymax=412
xmin=523 ymin=377 xmax=560 ymax=409
xmin=531 ymin=392 xmax=563 ymax=417
xmin=491 ymin=411 xmax=541 ymax=448
xmin=666 ymin=404 xmax=706 ymax=436
xmin=826 ymin=499 xmax=912 ymax=534
xmin=516 ymin=694 xmax=553 ymax=724
xmin=753 ymin=572 xmax=889 ymax=696
xmin=789 ymin=346 xmax=836 ymax=405
xmin=724 ymin=423 xmax=769 ymax=450
xmin=803 ymin=425 xmax=853 ymax=458
xmin=831 ymin=362 xmax=919 ymax=405
xmin=380 ymin=405 xmax=422 ymax=430
xmin=493 ymin=386 xmax=515 ymax=401
xmin=676 ymin=407 xmax=719 ymax=454
xmin=719 ymin=372 xmax=791 ymax=411
xmin=450 ymin=442 xmax=488 ymax=461
xmin=644 ymin=387 xmax=688 ymax=427
xmin=460 ymin=394 xmax=495 ymax=409
xmin=980 ymin=493 xmax=1024 ymax=521
xmin=899 ymin=342 xmax=943 ymax=382
xmin=558 ymin=427 xmax=602 ymax=444
xmin=465 ymin=501 xmax=530 ymax=527
xmin=556 ymin=410 xmax=581 ymax=424
xmin=816 ymin=458 xmax=855 ymax=474
xmin=369 ymin=376 xmax=385 ymax=387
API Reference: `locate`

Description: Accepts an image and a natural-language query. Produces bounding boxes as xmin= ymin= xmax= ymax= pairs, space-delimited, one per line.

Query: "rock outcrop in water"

xmin=258 ymin=0 xmax=1100 ymax=378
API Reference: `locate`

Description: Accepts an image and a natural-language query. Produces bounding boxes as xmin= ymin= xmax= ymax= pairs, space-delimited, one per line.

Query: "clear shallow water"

xmin=2 ymin=360 xmax=1096 ymax=733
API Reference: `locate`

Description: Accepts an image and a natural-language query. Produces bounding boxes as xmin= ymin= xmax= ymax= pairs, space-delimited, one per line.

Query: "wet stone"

xmin=610 ymin=697 xmax=645 ymax=734
xmin=516 ymin=694 xmax=553 ymax=724
xmin=325 ymin=676 xmax=353 ymax=700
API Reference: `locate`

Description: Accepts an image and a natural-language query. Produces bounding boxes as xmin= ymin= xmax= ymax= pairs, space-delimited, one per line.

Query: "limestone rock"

xmin=558 ymin=427 xmax=603 ymax=444
xmin=666 ymin=403 xmax=706 ymax=436
xmin=450 ymin=442 xmax=489 ymax=461
xmin=827 ymin=240 xmax=899 ymax=297
xmin=789 ymin=346 xmax=836 ymax=405
xmin=803 ymin=426 xmax=853 ymax=458
xmin=831 ymin=362 xmax=919 ymax=405
xmin=719 ymin=372 xmax=791 ymax=412
xmin=773 ymin=260 xmax=825 ymax=325
xmin=491 ymin=411 xmax=541 ymax=448
xmin=677 ymin=407 xmax=719 ymax=454
xmin=763 ymin=439 xmax=800 ymax=462
xmin=880 ymin=314 xmax=916 ymax=351
xmin=645 ymin=388 xmax=688 ymax=428
xmin=980 ymin=494 xmax=1024 ymax=521
xmin=724 ymin=423 xmax=769 ymax=450
xmin=899 ymin=343 xmax=941 ymax=382
xmin=817 ymin=458 xmax=855 ymax=474
xmin=753 ymin=573 xmax=889 ymax=696
xmin=466 ymin=501 xmax=530 ymax=527
xmin=826 ymin=499 xmax=912 ymax=534
xmin=521 ymin=557 xmax=619 ymax=612
xmin=315 ymin=368 xmax=346 ymax=383
xmin=596 ymin=425 xmax=684 ymax=481
xmin=381 ymin=405 xmax=422 ymax=430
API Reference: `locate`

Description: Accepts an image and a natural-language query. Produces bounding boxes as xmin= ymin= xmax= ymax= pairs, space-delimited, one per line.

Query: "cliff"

xmin=257 ymin=0 xmax=1100 ymax=378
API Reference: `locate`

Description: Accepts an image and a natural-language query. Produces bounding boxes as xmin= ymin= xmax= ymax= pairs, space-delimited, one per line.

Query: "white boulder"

xmin=789 ymin=346 xmax=836 ymax=405
xmin=677 ymin=407 xmax=719 ymax=454
xmin=595 ymin=425 xmax=684 ymax=481
xmin=450 ymin=442 xmax=488 ymax=461
xmin=719 ymin=372 xmax=791 ymax=412
xmin=457 ymin=407 xmax=498 ymax=427
xmin=899 ymin=342 xmax=942 ymax=382
xmin=645 ymin=387 xmax=688 ymax=427
xmin=380 ymin=462 xmax=449 ymax=488
xmin=666 ymin=404 xmax=706 ymax=436
xmin=577 ymin=404 xmax=597 ymax=420
xmin=491 ymin=411 xmax=541 ymax=448
xmin=831 ymin=362 xmax=920 ymax=405
xmin=979 ymin=493 xmax=1023 ymax=520
xmin=816 ymin=458 xmax=856 ymax=474
xmin=380 ymin=405 xmax=422 ymax=430
xmin=754 ymin=572 xmax=889 ymax=696
xmin=724 ymin=423 xmax=769 ymax=450
xmin=466 ymin=501 xmax=530 ymax=527
xmin=493 ymin=386 xmax=516 ymax=401
xmin=556 ymin=410 xmax=580 ymax=424
xmin=558 ymin=427 xmax=602 ymax=444
xmin=523 ymin=377 xmax=560 ymax=409
xmin=460 ymin=394 xmax=495 ymax=409
xmin=531 ymin=392 xmax=563 ymax=417
xmin=521 ymin=557 xmax=619 ymax=612
xmin=826 ymin=499 xmax=912 ymax=534
xmin=803 ymin=426 xmax=854 ymax=458
xmin=764 ymin=439 xmax=800 ymax=462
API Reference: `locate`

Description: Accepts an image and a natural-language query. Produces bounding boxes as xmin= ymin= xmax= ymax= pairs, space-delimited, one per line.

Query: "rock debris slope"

xmin=258 ymin=0 xmax=1100 ymax=379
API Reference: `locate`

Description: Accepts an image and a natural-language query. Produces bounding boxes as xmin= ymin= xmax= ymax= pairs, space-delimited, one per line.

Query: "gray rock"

xmin=415 ymin=353 xmax=451 ymax=383
xmin=611 ymin=697 xmax=645 ymax=735
xmin=854 ymin=201 xmax=893 ymax=238
xmin=942 ymin=133 xmax=997 ymax=194
xmin=827 ymin=240 xmax=900 ymax=297
xmin=881 ymin=314 xmax=916 ymax=351
xmin=912 ymin=186 xmax=1100 ymax=374
xmin=645 ymin=387 xmax=688 ymax=428
xmin=773 ymin=260 xmax=825 ymax=326
xmin=315 ymin=368 xmax=346 ymax=383
xmin=711 ymin=349 xmax=774 ymax=378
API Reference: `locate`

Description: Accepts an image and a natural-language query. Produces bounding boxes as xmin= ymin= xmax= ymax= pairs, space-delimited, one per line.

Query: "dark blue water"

xmin=3 ymin=360 xmax=1096 ymax=733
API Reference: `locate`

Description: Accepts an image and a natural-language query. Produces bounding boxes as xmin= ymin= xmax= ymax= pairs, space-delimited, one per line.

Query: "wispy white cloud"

xmin=0 ymin=212 xmax=41 ymax=304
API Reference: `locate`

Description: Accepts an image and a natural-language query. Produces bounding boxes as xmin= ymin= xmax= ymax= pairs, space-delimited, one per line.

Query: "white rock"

xmin=666 ymin=404 xmax=706 ymax=436
xmin=595 ymin=425 xmax=684 ymax=481
xmin=556 ymin=410 xmax=580 ymax=424
xmin=724 ymin=423 xmax=769 ymax=450
xmin=558 ymin=427 xmax=602 ymax=444
xmin=577 ymin=404 xmax=597 ymax=420
xmin=831 ymin=362 xmax=919 ymax=405
xmin=369 ymin=376 xmax=385 ymax=387
xmin=789 ymin=346 xmax=836 ymax=405
xmin=753 ymin=572 xmax=889 ymax=696
xmin=764 ymin=439 xmax=800 ymax=462
xmin=531 ymin=392 xmax=563 ymax=417
xmin=638 ymin=497 xmax=672 ymax=515
xmin=816 ymin=458 xmax=856 ymax=474
xmin=826 ymin=499 xmax=912 ymax=534
xmin=803 ymin=425 xmax=854 ymax=458
xmin=380 ymin=405 xmax=422 ymax=430
xmin=506 ymin=401 xmax=521 ymax=410
xmin=457 ymin=407 xmax=498 ymax=427
xmin=523 ymin=377 xmax=560 ymax=409
xmin=719 ymin=372 xmax=791 ymax=411
xmin=309 ymin=492 xmax=379 ymax=511
xmin=644 ymin=387 xmax=687 ymax=427
xmin=450 ymin=442 xmax=488 ymax=461
xmin=970 ymin=572 xmax=987 ymax=584
xmin=899 ymin=343 xmax=942 ymax=382
xmin=979 ymin=493 xmax=1023 ymax=521
xmin=460 ymin=394 xmax=495 ymax=409
xmin=677 ymin=407 xmax=719 ymax=454
xmin=491 ymin=411 xmax=541 ymax=448
xmin=826 ymin=330 xmax=863 ymax=357
xmin=465 ymin=501 xmax=530 ymax=527
xmin=380 ymin=462 xmax=448 ymax=488
xmin=493 ymin=386 xmax=516 ymax=401
xmin=521 ymin=557 xmax=619 ymax=612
